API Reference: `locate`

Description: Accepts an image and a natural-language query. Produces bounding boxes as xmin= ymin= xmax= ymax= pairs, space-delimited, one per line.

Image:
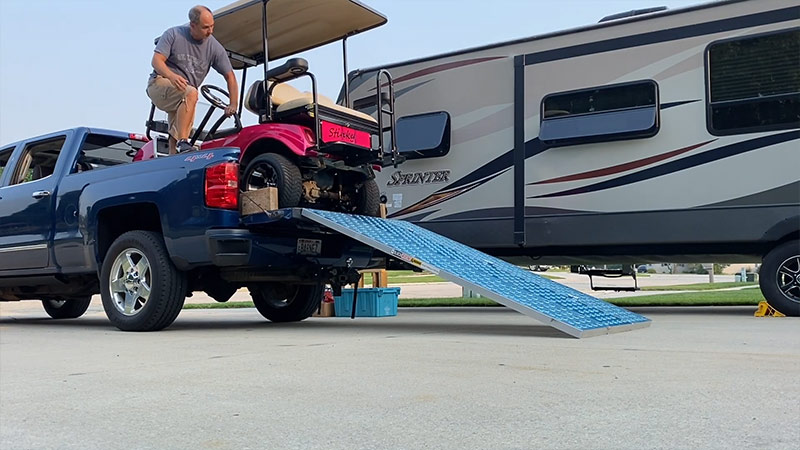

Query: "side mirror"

xmin=395 ymin=111 xmax=451 ymax=160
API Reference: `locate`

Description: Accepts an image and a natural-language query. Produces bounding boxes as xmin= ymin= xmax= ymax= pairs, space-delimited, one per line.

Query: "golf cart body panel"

xmin=202 ymin=123 xmax=316 ymax=158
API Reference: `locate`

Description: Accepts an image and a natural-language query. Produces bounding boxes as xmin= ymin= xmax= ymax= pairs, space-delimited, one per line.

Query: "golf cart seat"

xmin=245 ymin=80 xmax=378 ymax=127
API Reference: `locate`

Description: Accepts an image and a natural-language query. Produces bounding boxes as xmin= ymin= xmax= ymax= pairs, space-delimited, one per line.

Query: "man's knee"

xmin=185 ymin=86 xmax=198 ymax=105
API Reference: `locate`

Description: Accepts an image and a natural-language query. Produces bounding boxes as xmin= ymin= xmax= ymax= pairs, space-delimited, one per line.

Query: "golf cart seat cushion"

xmin=245 ymin=81 xmax=377 ymax=124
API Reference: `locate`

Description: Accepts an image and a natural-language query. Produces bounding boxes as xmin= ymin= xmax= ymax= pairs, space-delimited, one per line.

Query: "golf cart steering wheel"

xmin=193 ymin=84 xmax=243 ymax=143
xmin=201 ymin=85 xmax=230 ymax=110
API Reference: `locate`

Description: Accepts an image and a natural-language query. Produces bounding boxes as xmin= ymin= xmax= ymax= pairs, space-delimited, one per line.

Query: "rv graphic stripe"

xmin=532 ymin=131 xmax=800 ymax=199
xmin=530 ymin=140 xmax=715 ymax=185
xmin=369 ymin=56 xmax=505 ymax=91
xmin=524 ymin=7 xmax=799 ymax=66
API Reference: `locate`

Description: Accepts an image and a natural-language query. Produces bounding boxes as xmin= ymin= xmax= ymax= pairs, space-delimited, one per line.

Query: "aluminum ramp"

xmin=301 ymin=209 xmax=650 ymax=338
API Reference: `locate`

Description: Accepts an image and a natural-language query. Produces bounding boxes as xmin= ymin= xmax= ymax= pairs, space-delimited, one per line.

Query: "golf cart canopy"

xmin=212 ymin=0 xmax=388 ymax=68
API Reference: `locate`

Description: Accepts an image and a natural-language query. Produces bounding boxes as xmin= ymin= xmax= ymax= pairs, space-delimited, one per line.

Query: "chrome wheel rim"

xmin=776 ymin=255 xmax=800 ymax=303
xmin=108 ymin=248 xmax=152 ymax=316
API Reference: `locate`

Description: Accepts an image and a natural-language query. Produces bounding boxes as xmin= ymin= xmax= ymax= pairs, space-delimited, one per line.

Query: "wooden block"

xmin=240 ymin=187 xmax=278 ymax=216
xmin=358 ymin=269 xmax=388 ymax=288
xmin=379 ymin=203 xmax=387 ymax=219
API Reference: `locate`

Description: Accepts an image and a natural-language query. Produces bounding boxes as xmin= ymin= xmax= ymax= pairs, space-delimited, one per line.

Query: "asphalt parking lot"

xmin=1 ymin=301 xmax=798 ymax=450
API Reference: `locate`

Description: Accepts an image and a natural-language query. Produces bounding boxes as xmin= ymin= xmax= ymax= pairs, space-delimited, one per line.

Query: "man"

xmin=147 ymin=5 xmax=238 ymax=154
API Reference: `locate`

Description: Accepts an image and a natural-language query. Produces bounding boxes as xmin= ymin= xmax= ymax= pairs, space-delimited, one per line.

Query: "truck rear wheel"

xmin=249 ymin=282 xmax=323 ymax=322
xmin=100 ymin=231 xmax=187 ymax=331
xmin=41 ymin=296 xmax=92 ymax=319
xmin=759 ymin=240 xmax=800 ymax=317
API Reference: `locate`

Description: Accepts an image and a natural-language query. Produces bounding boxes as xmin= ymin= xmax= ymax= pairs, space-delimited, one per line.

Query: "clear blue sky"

xmin=0 ymin=0 xmax=702 ymax=145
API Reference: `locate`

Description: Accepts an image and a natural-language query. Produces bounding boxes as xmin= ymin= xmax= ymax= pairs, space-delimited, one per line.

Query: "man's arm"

xmin=223 ymin=71 xmax=239 ymax=117
xmin=152 ymin=52 xmax=188 ymax=91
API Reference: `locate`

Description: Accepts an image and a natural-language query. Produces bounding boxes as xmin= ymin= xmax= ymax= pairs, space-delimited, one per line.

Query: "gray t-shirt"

xmin=149 ymin=25 xmax=233 ymax=88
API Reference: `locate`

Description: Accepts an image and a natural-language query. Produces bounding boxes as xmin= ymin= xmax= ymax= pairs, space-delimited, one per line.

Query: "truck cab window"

xmin=72 ymin=134 xmax=140 ymax=173
xmin=707 ymin=29 xmax=800 ymax=135
xmin=0 ymin=147 xmax=13 ymax=181
xmin=11 ymin=137 xmax=66 ymax=185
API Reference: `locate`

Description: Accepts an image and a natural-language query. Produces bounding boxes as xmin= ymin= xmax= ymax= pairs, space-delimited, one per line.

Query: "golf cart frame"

xmin=144 ymin=0 xmax=402 ymax=215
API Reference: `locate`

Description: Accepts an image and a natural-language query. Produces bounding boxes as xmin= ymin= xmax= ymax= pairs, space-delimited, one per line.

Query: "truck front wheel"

xmin=42 ymin=296 xmax=92 ymax=319
xmin=249 ymin=282 xmax=323 ymax=322
xmin=759 ymin=240 xmax=800 ymax=317
xmin=100 ymin=231 xmax=187 ymax=331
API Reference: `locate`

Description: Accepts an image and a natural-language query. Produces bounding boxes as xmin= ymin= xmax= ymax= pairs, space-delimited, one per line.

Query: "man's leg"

xmin=175 ymin=86 xmax=198 ymax=146
xmin=147 ymin=76 xmax=196 ymax=154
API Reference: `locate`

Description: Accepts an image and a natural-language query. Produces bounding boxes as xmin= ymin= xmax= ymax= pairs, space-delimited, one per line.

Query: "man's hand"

xmin=224 ymin=103 xmax=238 ymax=117
xmin=168 ymin=74 xmax=189 ymax=91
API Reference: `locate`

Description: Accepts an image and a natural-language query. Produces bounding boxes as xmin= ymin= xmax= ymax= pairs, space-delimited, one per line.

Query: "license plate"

xmin=297 ymin=238 xmax=322 ymax=256
xmin=321 ymin=121 xmax=371 ymax=148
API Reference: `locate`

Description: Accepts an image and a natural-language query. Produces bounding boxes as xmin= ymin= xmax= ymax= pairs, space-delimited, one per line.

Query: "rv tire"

xmin=759 ymin=240 xmax=800 ymax=317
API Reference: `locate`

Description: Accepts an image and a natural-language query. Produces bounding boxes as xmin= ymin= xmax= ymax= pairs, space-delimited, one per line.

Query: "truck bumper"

xmin=205 ymin=229 xmax=377 ymax=270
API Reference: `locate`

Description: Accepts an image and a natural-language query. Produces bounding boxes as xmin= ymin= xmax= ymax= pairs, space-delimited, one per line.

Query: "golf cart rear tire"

xmin=356 ymin=178 xmax=381 ymax=217
xmin=41 ymin=296 xmax=92 ymax=319
xmin=243 ymin=153 xmax=303 ymax=208
xmin=759 ymin=240 xmax=800 ymax=317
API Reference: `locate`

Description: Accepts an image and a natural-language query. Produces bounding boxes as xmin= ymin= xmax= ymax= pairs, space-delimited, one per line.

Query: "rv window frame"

xmin=395 ymin=111 xmax=452 ymax=160
xmin=539 ymin=79 xmax=660 ymax=147
xmin=704 ymin=27 xmax=800 ymax=137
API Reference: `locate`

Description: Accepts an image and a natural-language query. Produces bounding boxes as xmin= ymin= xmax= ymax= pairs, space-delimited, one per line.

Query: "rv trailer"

xmin=345 ymin=0 xmax=800 ymax=315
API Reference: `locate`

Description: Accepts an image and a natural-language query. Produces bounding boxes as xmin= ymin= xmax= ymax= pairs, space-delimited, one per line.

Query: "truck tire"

xmin=243 ymin=153 xmax=302 ymax=208
xmin=100 ymin=231 xmax=187 ymax=331
xmin=355 ymin=178 xmax=381 ymax=217
xmin=41 ymin=296 xmax=92 ymax=319
xmin=249 ymin=282 xmax=324 ymax=322
xmin=759 ymin=240 xmax=800 ymax=317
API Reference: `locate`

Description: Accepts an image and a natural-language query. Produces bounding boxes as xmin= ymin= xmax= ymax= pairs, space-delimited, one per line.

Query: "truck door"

xmin=0 ymin=136 xmax=66 ymax=271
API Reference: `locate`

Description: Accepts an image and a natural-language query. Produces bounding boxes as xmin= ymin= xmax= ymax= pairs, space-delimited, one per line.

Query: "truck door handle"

xmin=32 ymin=190 xmax=51 ymax=199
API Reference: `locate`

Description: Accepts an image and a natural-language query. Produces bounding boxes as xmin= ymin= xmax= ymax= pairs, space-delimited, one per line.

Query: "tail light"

xmin=205 ymin=162 xmax=239 ymax=210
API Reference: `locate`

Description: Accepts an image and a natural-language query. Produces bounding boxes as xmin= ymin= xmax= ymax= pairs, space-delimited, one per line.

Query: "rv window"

xmin=540 ymin=80 xmax=659 ymax=146
xmin=707 ymin=29 xmax=800 ymax=135
xmin=396 ymin=111 xmax=451 ymax=160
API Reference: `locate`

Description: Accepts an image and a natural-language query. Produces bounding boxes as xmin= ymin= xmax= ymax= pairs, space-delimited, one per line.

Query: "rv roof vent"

xmin=599 ymin=6 xmax=668 ymax=23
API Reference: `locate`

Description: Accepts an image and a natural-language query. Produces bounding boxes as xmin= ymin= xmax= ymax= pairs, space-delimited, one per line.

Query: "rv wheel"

xmin=249 ymin=282 xmax=324 ymax=322
xmin=759 ymin=240 xmax=800 ymax=317
xmin=42 ymin=296 xmax=92 ymax=319
xmin=243 ymin=153 xmax=302 ymax=208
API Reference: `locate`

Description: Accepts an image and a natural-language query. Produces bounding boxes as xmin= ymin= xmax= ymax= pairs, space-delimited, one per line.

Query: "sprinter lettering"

xmin=386 ymin=170 xmax=450 ymax=186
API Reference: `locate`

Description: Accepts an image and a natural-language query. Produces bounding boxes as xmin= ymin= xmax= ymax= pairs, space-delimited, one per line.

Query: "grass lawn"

xmin=380 ymin=270 xmax=561 ymax=285
xmin=183 ymin=288 xmax=765 ymax=309
xmin=641 ymin=282 xmax=758 ymax=291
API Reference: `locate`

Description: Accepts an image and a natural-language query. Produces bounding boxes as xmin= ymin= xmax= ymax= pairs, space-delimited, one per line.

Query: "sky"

xmin=0 ymin=0 xmax=704 ymax=145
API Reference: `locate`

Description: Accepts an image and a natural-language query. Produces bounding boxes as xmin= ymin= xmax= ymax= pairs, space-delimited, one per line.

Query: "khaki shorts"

xmin=146 ymin=76 xmax=197 ymax=140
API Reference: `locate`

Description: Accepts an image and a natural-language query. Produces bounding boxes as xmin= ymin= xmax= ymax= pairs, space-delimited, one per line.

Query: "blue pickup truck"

xmin=0 ymin=127 xmax=379 ymax=331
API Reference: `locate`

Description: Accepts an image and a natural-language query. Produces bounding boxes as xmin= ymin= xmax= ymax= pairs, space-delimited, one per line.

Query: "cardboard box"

xmin=312 ymin=301 xmax=335 ymax=317
xmin=240 ymin=187 xmax=278 ymax=216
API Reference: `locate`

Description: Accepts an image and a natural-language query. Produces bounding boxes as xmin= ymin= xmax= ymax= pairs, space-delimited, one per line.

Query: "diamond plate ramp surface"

xmin=301 ymin=209 xmax=650 ymax=338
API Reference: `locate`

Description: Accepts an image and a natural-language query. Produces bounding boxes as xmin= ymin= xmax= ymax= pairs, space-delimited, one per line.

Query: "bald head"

xmin=188 ymin=5 xmax=214 ymax=40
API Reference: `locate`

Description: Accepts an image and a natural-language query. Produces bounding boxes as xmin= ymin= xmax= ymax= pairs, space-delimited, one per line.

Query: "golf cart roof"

xmin=213 ymin=0 xmax=387 ymax=68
